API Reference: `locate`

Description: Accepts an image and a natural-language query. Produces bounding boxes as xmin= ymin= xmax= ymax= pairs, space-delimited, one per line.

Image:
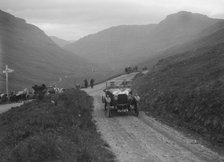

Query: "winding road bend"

xmin=85 ymin=72 xmax=224 ymax=162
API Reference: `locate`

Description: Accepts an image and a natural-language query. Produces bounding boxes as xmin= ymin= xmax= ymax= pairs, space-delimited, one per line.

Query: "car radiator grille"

xmin=117 ymin=94 xmax=128 ymax=104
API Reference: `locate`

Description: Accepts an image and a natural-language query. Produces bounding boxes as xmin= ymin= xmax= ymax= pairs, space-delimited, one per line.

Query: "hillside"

xmin=163 ymin=24 xmax=224 ymax=58
xmin=50 ymin=36 xmax=72 ymax=47
xmin=0 ymin=10 xmax=112 ymax=91
xmin=65 ymin=24 xmax=157 ymax=69
xmin=140 ymin=21 xmax=224 ymax=70
xmin=133 ymin=42 xmax=224 ymax=145
xmin=65 ymin=11 xmax=222 ymax=70
xmin=149 ymin=11 xmax=221 ymax=50
xmin=0 ymin=89 xmax=115 ymax=161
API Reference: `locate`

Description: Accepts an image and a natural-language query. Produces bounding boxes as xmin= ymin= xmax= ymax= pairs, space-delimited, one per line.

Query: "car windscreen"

xmin=107 ymin=80 xmax=132 ymax=88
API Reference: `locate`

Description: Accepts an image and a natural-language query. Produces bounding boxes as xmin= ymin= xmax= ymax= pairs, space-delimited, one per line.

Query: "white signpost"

xmin=3 ymin=65 xmax=14 ymax=101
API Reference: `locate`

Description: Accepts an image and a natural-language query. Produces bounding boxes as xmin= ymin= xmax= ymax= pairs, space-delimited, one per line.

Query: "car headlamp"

xmin=128 ymin=95 xmax=132 ymax=100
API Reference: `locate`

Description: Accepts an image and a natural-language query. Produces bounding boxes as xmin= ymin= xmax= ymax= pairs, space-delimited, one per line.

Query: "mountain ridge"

xmin=0 ymin=10 xmax=111 ymax=91
xmin=65 ymin=11 xmax=222 ymax=70
xmin=50 ymin=36 xmax=72 ymax=47
xmin=133 ymin=41 xmax=224 ymax=145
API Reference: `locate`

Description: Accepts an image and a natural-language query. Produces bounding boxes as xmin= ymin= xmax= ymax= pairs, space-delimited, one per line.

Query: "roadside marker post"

xmin=3 ymin=65 xmax=14 ymax=102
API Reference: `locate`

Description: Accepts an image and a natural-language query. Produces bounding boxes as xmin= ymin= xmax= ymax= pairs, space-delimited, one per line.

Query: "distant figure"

xmin=84 ymin=79 xmax=88 ymax=88
xmin=32 ymin=84 xmax=47 ymax=100
xmin=74 ymin=81 xmax=81 ymax=89
xmin=41 ymin=84 xmax=47 ymax=94
xmin=121 ymin=79 xmax=127 ymax=86
xmin=90 ymin=78 xmax=95 ymax=88
xmin=76 ymin=84 xmax=81 ymax=89
xmin=110 ymin=81 xmax=116 ymax=88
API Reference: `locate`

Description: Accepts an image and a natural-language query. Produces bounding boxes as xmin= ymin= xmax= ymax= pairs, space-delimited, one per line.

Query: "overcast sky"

xmin=1 ymin=0 xmax=224 ymax=40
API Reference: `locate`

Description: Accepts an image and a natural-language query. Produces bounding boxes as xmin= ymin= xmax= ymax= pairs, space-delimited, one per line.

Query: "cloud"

xmin=2 ymin=0 xmax=224 ymax=40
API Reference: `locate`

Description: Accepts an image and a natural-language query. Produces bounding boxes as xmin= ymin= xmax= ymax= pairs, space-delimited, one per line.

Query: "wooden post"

xmin=3 ymin=65 xmax=14 ymax=102
xmin=5 ymin=65 xmax=9 ymax=101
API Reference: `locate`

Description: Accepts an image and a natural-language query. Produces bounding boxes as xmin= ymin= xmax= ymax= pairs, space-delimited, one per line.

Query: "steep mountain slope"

xmin=164 ymin=25 xmax=224 ymax=58
xmin=65 ymin=24 xmax=157 ymax=69
xmin=149 ymin=11 xmax=221 ymax=51
xmin=140 ymin=21 xmax=224 ymax=71
xmin=153 ymin=25 xmax=224 ymax=74
xmin=133 ymin=15 xmax=224 ymax=144
xmin=50 ymin=36 xmax=72 ymax=47
xmin=65 ymin=11 xmax=221 ymax=69
xmin=134 ymin=42 xmax=224 ymax=145
xmin=0 ymin=10 xmax=111 ymax=91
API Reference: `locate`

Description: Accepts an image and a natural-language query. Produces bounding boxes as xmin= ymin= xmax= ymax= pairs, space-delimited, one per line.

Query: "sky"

xmin=1 ymin=0 xmax=224 ymax=40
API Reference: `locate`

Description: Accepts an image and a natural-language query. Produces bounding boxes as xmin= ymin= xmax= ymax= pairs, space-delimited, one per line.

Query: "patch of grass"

xmin=133 ymin=43 xmax=224 ymax=146
xmin=0 ymin=89 xmax=115 ymax=162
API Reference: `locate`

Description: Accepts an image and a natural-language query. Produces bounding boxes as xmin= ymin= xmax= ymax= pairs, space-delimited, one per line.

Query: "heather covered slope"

xmin=65 ymin=11 xmax=221 ymax=69
xmin=134 ymin=42 xmax=224 ymax=145
xmin=155 ymin=21 xmax=224 ymax=62
xmin=50 ymin=36 xmax=71 ymax=47
xmin=139 ymin=20 xmax=224 ymax=71
xmin=149 ymin=11 xmax=221 ymax=50
xmin=0 ymin=10 xmax=111 ymax=91
xmin=0 ymin=89 xmax=115 ymax=162
xmin=65 ymin=24 xmax=157 ymax=69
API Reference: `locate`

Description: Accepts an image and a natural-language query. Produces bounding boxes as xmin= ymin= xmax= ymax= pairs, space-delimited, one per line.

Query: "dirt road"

xmin=0 ymin=102 xmax=24 ymax=114
xmin=85 ymin=73 xmax=224 ymax=162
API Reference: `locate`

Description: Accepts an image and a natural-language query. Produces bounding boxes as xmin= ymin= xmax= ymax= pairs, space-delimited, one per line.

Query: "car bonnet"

xmin=109 ymin=88 xmax=131 ymax=96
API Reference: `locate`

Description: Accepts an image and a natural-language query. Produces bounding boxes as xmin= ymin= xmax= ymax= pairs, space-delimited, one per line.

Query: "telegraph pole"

xmin=5 ymin=65 xmax=9 ymax=100
xmin=3 ymin=65 xmax=14 ymax=102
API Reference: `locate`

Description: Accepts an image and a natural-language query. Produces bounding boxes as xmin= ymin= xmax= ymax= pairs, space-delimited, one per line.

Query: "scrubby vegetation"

xmin=134 ymin=43 xmax=224 ymax=145
xmin=0 ymin=89 xmax=115 ymax=162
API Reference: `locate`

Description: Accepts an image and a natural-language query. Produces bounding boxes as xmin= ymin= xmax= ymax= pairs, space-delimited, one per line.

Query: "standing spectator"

xmin=84 ymin=79 xmax=88 ymax=88
xmin=90 ymin=78 xmax=95 ymax=88
xmin=76 ymin=84 xmax=81 ymax=89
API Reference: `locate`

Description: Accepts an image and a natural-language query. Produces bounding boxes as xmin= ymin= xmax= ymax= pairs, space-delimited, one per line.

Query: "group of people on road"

xmin=0 ymin=83 xmax=65 ymax=104
xmin=84 ymin=78 xmax=95 ymax=88
xmin=0 ymin=88 xmax=30 ymax=104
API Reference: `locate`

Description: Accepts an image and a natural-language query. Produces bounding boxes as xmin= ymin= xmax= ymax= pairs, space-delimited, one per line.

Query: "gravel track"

xmin=0 ymin=102 xmax=24 ymax=114
xmin=86 ymin=73 xmax=224 ymax=162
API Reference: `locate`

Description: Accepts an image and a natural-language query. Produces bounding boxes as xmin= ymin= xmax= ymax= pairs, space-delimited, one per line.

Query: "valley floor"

xmin=85 ymin=73 xmax=224 ymax=162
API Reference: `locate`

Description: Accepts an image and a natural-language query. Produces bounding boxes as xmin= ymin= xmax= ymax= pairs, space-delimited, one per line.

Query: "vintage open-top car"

xmin=102 ymin=79 xmax=140 ymax=117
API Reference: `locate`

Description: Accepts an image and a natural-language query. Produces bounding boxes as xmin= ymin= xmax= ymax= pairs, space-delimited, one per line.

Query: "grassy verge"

xmin=0 ymin=89 xmax=115 ymax=162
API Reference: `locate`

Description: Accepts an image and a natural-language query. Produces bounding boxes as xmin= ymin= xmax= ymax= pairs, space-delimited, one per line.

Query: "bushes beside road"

xmin=0 ymin=89 xmax=115 ymax=162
